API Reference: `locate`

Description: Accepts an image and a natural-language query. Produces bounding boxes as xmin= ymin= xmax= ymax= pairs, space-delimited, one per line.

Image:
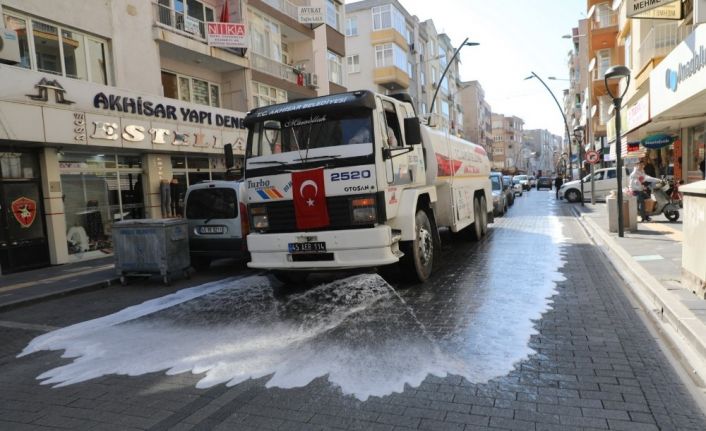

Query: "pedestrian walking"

xmin=554 ymin=175 xmax=563 ymax=199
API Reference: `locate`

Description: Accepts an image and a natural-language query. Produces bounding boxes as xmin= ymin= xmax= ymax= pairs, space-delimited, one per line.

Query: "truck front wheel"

xmin=400 ymin=209 xmax=434 ymax=283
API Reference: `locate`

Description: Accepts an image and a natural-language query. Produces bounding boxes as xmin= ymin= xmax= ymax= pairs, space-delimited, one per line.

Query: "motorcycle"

xmin=643 ymin=178 xmax=681 ymax=222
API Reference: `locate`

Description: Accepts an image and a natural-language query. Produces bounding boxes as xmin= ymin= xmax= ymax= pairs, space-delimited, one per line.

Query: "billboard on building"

xmin=206 ymin=22 xmax=247 ymax=48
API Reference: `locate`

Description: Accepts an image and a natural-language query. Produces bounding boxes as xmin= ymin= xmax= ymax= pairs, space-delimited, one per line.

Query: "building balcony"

xmin=636 ymin=23 xmax=681 ymax=75
xmin=374 ymin=66 xmax=410 ymax=90
xmin=250 ymin=52 xmax=318 ymax=97
xmin=589 ymin=8 xmax=618 ymax=53
xmin=152 ymin=1 xmax=247 ymax=70
xmin=261 ymin=0 xmax=302 ymax=22
xmin=371 ymin=28 xmax=408 ymax=50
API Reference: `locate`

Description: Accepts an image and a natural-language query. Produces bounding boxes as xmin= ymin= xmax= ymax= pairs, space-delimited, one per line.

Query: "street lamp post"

xmin=429 ymin=38 xmax=479 ymax=125
xmin=525 ymin=72 xmax=573 ymax=180
xmin=604 ymin=65 xmax=631 ymax=238
xmin=573 ymin=126 xmax=585 ymax=207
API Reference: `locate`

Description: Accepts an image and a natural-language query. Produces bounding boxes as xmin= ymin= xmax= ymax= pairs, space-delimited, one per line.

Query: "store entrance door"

xmin=0 ymin=181 xmax=50 ymax=274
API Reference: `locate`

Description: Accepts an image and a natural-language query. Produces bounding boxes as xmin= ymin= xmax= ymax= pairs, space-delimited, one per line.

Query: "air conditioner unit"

xmin=304 ymin=72 xmax=318 ymax=89
xmin=0 ymin=29 xmax=21 ymax=64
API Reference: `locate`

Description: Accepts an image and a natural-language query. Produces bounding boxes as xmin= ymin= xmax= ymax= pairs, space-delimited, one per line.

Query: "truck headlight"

xmin=250 ymin=206 xmax=269 ymax=230
xmin=351 ymin=197 xmax=376 ymax=224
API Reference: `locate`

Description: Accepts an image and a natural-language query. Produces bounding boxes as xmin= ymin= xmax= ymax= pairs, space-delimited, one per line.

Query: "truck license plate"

xmin=288 ymin=241 xmax=326 ymax=253
xmin=198 ymin=225 xmax=225 ymax=234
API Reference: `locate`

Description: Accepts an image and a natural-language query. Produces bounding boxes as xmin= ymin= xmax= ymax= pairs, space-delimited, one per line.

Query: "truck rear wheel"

xmin=400 ymin=209 xmax=434 ymax=283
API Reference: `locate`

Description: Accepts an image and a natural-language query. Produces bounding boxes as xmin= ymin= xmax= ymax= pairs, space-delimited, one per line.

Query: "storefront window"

xmin=59 ymin=153 xmax=144 ymax=260
xmin=171 ymin=155 xmax=227 ymax=187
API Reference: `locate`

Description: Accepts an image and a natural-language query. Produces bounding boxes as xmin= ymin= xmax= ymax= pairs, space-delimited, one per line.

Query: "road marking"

xmin=633 ymin=254 xmax=665 ymax=262
xmin=0 ymin=320 xmax=58 ymax=332
xmin=0 ymin=264 xmax=114 ymax=294
xmin=642 ymin=222 xmax=683 ymax=242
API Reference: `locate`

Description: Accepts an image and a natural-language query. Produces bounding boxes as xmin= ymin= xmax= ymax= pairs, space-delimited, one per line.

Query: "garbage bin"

xmin=113 ymin=219 xmax=190 ymax=285
xmin=606 ymin=191 xmax=637 ymax=233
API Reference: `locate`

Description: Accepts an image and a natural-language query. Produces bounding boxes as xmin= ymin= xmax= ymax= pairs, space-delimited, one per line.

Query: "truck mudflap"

xmin=246 ymin=225 xmax=399 ymax=270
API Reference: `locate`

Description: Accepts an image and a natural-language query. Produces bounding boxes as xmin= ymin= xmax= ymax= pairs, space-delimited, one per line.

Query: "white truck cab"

xmin=237 ymin=91 xmax=491 ymax=283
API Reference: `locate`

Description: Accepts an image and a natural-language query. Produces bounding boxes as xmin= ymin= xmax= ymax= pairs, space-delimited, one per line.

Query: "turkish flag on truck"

xmin=292 ymin=168 xmax=330 ymax=230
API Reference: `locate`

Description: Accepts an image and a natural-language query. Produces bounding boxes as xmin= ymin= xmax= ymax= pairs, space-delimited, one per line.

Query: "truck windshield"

xmin=186 ymin=188 xmax=237 ymax=220
xmin=248 ymin=110 xmax=373 ymax=158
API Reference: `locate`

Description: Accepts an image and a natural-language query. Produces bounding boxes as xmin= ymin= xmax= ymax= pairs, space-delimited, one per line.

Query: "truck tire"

xmin=480 ymin=195 xmax=489 ymax=233
xmin=400 ymin=209 xmax=434 ymax=283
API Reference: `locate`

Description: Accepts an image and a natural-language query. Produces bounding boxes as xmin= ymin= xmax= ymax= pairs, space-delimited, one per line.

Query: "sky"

xmin=396 ymin=0 xmax=586 ymax=137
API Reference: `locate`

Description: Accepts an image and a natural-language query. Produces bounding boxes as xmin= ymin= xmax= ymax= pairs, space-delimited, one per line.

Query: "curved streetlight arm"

xmin=526 ymin=71 xmax=573 ymax=179
xmin=428 ymin=37 xmax=479 ymax=125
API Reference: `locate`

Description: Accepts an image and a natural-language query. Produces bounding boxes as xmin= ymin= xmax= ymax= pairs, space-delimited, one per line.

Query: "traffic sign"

xmin=585 ymin=150 xmax=600 ymax=165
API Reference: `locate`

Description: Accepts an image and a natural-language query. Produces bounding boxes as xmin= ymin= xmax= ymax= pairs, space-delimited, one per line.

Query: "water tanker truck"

xmin=237 ymin=90 xmax=491 ymax=283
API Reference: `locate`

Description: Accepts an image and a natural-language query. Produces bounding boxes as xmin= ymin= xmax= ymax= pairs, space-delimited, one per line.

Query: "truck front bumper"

xmin=246 ymin=226 xmax=400 ymax=270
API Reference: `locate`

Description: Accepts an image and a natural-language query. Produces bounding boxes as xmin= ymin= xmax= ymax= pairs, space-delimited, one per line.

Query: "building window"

xmin=438 ymin=45 xmax=447 ymax=69
xmin=326 ymin=0 xmax=342 ymax=32
xmin=328 ymin=50 xmax=343 ymax=85
xmin=249 ymin=10 xmax=282 ymax=61
xmin=420 ymin=102 xmax=427 ymax=114
xmin=347 ymin=54 xmax=360 ymax=73
xmin=171 ymin=155 xmax=227 ymax=186
xmin=374 ymin=43 xmax=406 ymax=71
xmin=624 ymin=34 xmax=632 ymax=70
xmin=420 ymin=70 xmax=426 ymax=86
xmin=161 ymin=71 xmax=220 ymax=107
xmin=252 ymin=82 xmax=287 ymax=107
xmin=346 ymin=17 xmax=358 ymax=36
xmin=59 ymin=153 xmax=145 ymax=260
xmin=371 ymin=4 xmax=405 ymax=36
xmin=407 ymin=62 xmax=413 ymax=78
xmin=2 ymin=11 xmax=110 ymax=84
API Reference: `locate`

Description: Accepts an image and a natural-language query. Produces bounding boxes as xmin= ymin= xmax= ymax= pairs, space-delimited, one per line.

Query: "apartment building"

xmin=490 ymin=114 xmax=524 ymax=171
xmin=0 ymin=0 xmax=344 ymax=274
xmin=523 ymin=129 xmax=562 ymax=176
xmin=344 ymin=0 xmax=464 ymax=133
xmin=582 ymin=0 xmax=705 ymax=184
xmin=459 ymin=80 xmax=492 ymax=150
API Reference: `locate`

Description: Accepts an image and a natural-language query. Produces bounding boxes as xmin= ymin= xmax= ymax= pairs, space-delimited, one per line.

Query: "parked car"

xmin=490 ymin=172 xmax=507 ymax=216
xmin=514 ymin=174 xmax=530 ymax=190
xmin=529 ymin=176 xmax=537 ymax=188
xmin=512 ymin=177 xmax=524 ymax=196
xmin=502 ymin=176 xmax=515 ymax=206
xmin=536 ymin=177 xmax=553 ymax=190
xmin=184 ymin=180 xmax=248 ymax=270
xmin=558 ymin=167 xmax=630 ymax=202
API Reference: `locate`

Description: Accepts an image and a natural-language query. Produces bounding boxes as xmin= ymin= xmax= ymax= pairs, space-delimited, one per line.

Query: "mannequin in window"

xmin=160 ymin=179 xmax=171 ymax=218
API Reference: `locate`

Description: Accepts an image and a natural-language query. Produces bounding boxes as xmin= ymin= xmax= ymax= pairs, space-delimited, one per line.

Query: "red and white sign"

xmin=585 ymin=150 xmax=600 ymax=165
xmin=292 ymin=168 xmax=329 ymax=230
xmin=206 ymin=22 xmax=247 ymax=48
xmin=11 ymin=196 xmax=37 ymax=228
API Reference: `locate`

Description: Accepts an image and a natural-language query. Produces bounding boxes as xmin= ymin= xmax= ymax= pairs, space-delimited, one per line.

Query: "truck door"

xmin=380 ymin=99 xmax=412 ymax=186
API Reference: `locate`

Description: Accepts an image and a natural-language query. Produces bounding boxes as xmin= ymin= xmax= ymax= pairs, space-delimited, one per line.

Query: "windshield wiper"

xmin=294 ymin=154 xmax=341 ymax=162
xmin=249 ymin=160 xmax=288 ymax=166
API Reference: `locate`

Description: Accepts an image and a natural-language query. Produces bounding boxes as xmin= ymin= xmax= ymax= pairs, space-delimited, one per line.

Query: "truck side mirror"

xmin=404 ymin=117 xmax=422 ymax=146
xmin=224 ymin=143 xmax=234 ymax=169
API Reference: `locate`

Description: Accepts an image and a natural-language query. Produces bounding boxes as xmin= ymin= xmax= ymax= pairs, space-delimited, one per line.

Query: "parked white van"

xmin=184 ymin=180 xmax=247 ymax=270
xmin=558 ymin=167 xmax=630 ymax=202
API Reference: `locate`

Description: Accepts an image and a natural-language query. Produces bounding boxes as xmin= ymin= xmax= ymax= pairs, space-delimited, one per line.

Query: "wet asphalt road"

xmin=1 ymin=189 xmax=706 ymax=430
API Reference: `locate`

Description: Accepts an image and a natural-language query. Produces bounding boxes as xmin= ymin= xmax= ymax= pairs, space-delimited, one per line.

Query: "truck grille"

xmin=251 ymin=194 xmax=380 ymax=233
